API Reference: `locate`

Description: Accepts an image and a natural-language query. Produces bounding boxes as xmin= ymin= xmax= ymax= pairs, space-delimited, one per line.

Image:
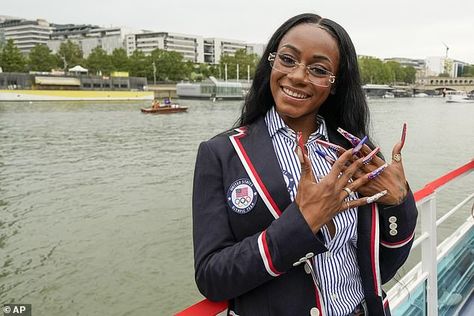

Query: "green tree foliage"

xmin=28 ymin=44 xmax=57 ymax=72
xmin=187 ymin=63 xmax=221 ymax=81
xmin=86 ymin=47 xmax=113 ymax=75
xmin=0 ymin=39 xmax=26 ymax=72
xmin=57 ymin=40 xmax=84 ymax=70
xmin=129 ymin=50 xmax=149 ymax=78
xmin=401 ymin=66 xmax=416 ymax=84
xmin=150 ymin=48 xmax=191 ymax=81
xmin=219 ymin=49 xmax=259 ymax=80
xmin=111 ymin=48 xmax=129 ymax=71
xmin=358 ymin=57 xmax=416 ymax=84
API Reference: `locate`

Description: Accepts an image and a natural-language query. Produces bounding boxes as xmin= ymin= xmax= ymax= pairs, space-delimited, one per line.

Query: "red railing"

xmin=176 ymin=159 xmax=474 ymax=316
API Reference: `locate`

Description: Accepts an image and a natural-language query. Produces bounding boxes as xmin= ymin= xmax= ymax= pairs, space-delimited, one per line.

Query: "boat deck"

xmin=460 ymin=292 xmax=474 ymax=316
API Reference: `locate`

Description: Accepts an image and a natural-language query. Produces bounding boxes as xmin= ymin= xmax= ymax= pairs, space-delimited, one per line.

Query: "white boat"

xmin=446 ymin=91 xmax=474 ymax=103
xmin=382 ymin=91 xmax=395 ymax=98
xmin=176 ymin=160 xmax=474 ymax=316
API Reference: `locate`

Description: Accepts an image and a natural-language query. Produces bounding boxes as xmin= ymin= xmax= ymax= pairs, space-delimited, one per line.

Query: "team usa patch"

xmin=282 ymin=170 xmax=296 ymax=193
xmin=227 ymin=178 xmax=258 ymax=214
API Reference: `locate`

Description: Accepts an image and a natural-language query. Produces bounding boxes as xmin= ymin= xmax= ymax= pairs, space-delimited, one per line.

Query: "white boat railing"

xmin=388 ymin=160 xmax=474 ymax=316
xmin=176 ymin=160 xmax=474 ymax=316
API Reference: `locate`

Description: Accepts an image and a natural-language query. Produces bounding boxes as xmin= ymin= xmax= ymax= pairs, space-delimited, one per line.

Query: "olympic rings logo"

xmin=234 ymin=195 xmax=252 ymax=207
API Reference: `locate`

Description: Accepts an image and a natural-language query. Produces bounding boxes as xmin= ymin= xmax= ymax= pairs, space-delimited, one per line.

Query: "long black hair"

xmin=236 ymin=13 xmax=370 ymax=139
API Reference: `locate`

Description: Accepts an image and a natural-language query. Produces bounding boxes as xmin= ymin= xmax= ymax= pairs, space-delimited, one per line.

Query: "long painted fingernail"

xmin=368 ymin=163 xmax=388 ymax=180
xmin=316 ymin=139 xmax=345 ymax=154
xmin=352 ymin=135 xmax=368 ymax=155
xmin=297 ymin=131 xmax=308 ymax=156
xmin=400 ymin=123 xmax=407 ymax=150
xmin=362 ymin=147 xmax=380 ymax=165
xmin=315 ymin=149 xmax=336 ymax=164
xmin=337 ymin=127 xmax=361 ymax=147
xmin=366 ymin=190 xmax=388 ymax=203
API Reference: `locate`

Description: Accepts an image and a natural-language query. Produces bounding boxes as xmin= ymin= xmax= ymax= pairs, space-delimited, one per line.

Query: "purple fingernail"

xmin=337 ymin=127 xmax=361 ymax=147
xmin=316 ymin=139 xmax=345 ymax=154
xmin=368 ymin=163 xmax=388 ymax=180
xmin=352 ymin=136 xmax=368 ymax=155
xmin=315 ymin=149 xmax=336 ymax=164
xmin=362 ymin=147 xmax=380 ymax=165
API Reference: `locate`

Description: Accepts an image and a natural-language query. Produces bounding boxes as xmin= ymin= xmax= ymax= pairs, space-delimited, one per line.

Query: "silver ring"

xmin=343 ymin=187 xmax=352 ymax=196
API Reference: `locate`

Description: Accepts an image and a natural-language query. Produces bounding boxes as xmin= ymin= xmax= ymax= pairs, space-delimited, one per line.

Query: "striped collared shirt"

xmin=264 ymin=106 xmax=364 ymax=316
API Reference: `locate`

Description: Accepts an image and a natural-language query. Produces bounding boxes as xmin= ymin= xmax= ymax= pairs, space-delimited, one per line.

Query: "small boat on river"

xmin=141 ymin=98 xmax=188 ymax=114
xmin=446 ymin=91 xmax=474 ymax=103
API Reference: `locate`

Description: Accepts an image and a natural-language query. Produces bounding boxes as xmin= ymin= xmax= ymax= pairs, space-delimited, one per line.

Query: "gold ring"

xmin=392 ymin=153 xmax=401 ymax=163
xmin=343 ymin=187 xmax=352 ymax=196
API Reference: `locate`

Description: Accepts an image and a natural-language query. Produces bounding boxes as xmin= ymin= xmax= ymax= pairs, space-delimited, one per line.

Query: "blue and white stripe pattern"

xmin=265 ymin=106 xmax=365 ymax=316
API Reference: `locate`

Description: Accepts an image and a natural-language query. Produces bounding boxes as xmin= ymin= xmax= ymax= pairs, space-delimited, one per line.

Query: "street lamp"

xmin=152 ymin=61 xmax=156 ymax=85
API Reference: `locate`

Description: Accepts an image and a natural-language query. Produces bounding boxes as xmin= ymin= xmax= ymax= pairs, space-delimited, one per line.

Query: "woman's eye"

xmin=278 ymin=54 xmax=296 ymax=66
xmin=309 ymin=65 xmax=330 ymax=76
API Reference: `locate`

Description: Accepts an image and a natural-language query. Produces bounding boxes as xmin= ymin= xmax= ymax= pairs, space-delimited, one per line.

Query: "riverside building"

xmin=47 ymin=25 xmax=131 ymax=57
xmin=126 ymin=32 xmax=261 ymax=64
xmin=0 ymin=17 xmax=52 ymax=54
xmin=0 ymin=15 xmax=264 ymax=65
xmin=125 ymin=32 xmax=204 ymax=63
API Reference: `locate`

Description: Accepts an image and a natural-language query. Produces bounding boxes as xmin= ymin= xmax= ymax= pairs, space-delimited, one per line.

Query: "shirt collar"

xmin=265 ymin=106 xmax=328 ymax=141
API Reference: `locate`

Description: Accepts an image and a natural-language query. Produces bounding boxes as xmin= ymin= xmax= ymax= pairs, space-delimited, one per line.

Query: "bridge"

xmin=414 ymin=76 xmax=474 ymax=93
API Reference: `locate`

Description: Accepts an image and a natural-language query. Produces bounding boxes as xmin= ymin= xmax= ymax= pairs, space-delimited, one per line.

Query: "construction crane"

xmin=442 ymin=42 xmax=449 ymax=58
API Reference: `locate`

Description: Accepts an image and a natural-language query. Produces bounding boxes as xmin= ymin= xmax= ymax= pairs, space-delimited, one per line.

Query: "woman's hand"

xmin=320 ymin=124 xmax=409 ymax=205
xmin=357 ymin=124 xmax=408 ymax=205
xmin=295 ymin=138 xmax=387 ymax=233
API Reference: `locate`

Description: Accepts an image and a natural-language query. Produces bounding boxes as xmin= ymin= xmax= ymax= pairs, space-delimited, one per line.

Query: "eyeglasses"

xmin=268 ymin=52 xmax=336 ymax=87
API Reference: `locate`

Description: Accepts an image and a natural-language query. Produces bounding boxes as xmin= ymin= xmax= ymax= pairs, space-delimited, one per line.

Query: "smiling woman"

xmin=192 ymin=13 xmax=417 ymax=316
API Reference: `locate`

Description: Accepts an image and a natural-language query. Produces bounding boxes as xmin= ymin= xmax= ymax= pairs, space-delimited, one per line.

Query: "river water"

xmin=0 ymin=97 xmax=473 ymax=315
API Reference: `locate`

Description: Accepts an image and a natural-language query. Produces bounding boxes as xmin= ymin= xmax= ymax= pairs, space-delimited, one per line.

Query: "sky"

xmin=3 ymin=0 xmax=474 ymax=64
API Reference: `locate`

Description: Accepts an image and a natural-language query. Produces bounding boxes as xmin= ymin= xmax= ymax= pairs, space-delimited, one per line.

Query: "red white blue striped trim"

xmin=371 ymin=203 xmax=383 ymax=298
xmin=257 ymin=231 xmax=281 ymax=277
xmin=229 ymin=128 xmax=282 ymax=219
xmin=307 ymin=259 xmax=327 ymax=316
xmin=380 ymin=231 xmax=415 ymax=248
xmin=313 ymin=283 xmax=327 ymax=316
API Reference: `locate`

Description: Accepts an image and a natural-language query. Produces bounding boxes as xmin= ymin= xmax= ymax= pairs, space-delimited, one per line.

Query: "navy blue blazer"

xmin=193 ymin=117 xmax=418 ymax=316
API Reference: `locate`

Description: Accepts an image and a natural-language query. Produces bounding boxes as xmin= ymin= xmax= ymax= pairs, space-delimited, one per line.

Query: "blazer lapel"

xmin=234 ymin=118 xmax=291 ymax=218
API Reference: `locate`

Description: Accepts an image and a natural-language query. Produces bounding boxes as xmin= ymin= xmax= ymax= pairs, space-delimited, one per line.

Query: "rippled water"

xmin=0 ymin=98 xmax=473 ymax=315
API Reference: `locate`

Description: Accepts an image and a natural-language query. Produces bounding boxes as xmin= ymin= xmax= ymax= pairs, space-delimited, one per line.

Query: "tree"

xmin=358 ymin=57 xmax=415 ymax=84
xmin=0 ymin=39 xmax=26 ymax=72
xmin=86 ymin=47 xmax=113 ymax=75
xmin=57 ymin=40 xmax=84 ymax=71
xmin=219 ymin=49 xmax=259 ymax=80
xmin=28 ymin=44 xmax=56 ymax=72
xmin=401 ymin=66 xmax=416 ymax=84
xmin=385 ymin=61 xmax=404 ymax=83
xmin=149 ymin=48 xmax=191 ymax=81
xmin=128 ymin=50 xmax=149 ymax=78
xmin=111 ymin=48 xmax=129 ymax=72
xmin=358 ymin=57 xmax=386 ymax=84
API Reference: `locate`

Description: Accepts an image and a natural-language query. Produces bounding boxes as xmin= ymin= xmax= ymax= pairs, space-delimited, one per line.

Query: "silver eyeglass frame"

xmin=268 ymin=52 xmax=336 ymax=87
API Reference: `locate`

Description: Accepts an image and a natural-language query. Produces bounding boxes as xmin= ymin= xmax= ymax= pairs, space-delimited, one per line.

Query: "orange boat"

xmin=141 ymin=98 xmax=188 ymax=114
xmin=141 ymin=106 xmax=188 ymax=114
